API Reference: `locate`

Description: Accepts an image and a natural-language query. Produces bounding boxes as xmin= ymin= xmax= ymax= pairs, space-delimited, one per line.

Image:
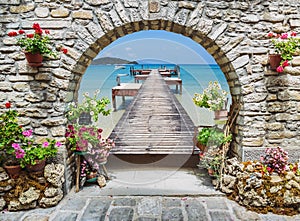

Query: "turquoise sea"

xmin=78 ymin=64 xmax=231 ymax=137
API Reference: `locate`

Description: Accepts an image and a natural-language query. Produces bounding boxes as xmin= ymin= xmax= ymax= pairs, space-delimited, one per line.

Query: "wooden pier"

xmin=109 ymin=69 xmax=195 ymax=155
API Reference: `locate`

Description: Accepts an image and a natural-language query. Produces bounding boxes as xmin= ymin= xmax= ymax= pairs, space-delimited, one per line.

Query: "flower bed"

xmin=220 ymin=158 xmax=300 ymax=216
xmin=203 ymin=147 xmax=300 ymax=216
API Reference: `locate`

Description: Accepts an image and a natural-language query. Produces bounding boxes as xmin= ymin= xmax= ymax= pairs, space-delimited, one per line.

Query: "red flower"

xmin=61 ymin=48 xmax=68 ymax=54
xmin=282 ymin=60 xmax=289 ymax=67
xmin=45 ymin=30 xmax=50 ymax=34
xmin=276 ymin=66 xmax=284 ymax=73
xmin=8 ymin=31 xmax=18 ymax=37
xmin=27 ymin=33 xmax=34 ymax=38
xmin=267 ymin=32 xmax=274 ymax=38
xmin=5 ymin=102 xmax=11 ymax=108
xmin=18 ymin=30 xmax=25 ymax=34
xmin=35 ymin=28 xmax=43 ymax=35
xmin=32 ymin=23 xmax=41 ymax=30
xmin=280 ymin=33 xmax=288 ymax=39
xmin=291 ymin=31 xmax=297 ymax=37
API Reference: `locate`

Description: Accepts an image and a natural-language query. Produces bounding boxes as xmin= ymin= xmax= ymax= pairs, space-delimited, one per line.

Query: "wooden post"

xmin=75 ymin=155 xmax=81 ymax=192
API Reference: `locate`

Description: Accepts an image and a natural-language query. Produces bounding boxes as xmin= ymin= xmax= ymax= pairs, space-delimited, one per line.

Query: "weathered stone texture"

xmin=0 ymin=0 xmax=300 ymax=194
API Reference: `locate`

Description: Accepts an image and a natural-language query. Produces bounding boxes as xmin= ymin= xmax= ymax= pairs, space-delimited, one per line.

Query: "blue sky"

xmin=96 ymin=30 xmax=217 ymax=64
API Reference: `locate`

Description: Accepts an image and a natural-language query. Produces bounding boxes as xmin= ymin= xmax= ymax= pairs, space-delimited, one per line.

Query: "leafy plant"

xmin=8 ymin=23 xmax=67 ymax=58
xmin=197 ymin=127 xmax=232 ymax=147
xmin=65 ymin=90 xmax=111 ymax=123
xmin=260 ymin=147 xmax=289 ymax=174
xmin=193 ymin=81 xmax=228 ymax=111
xmin=268 ymin=32 xmax=300 ymax=72
xmin=199 ymin=152 xmax=222 ymax=177
xmin=18 ymin=138 xmax=60 ymax=168
xmin=0 ymin=102 xmax=24 ymax=153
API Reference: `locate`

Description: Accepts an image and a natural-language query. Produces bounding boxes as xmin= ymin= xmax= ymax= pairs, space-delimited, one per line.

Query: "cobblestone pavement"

xmin=1 ymin=192 xmax=299 ymax=221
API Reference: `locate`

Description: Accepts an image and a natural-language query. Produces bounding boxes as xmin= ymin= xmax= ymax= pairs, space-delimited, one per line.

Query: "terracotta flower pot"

xmin=3 ymin=163 xmax=22 ymax=179
xmin=268 ymin=54 xmax=282 ymax=70
xmin=26 ymin=159 xmax=46 ymax=172
xmin=25 ymin=52 xmax=43 ymax=67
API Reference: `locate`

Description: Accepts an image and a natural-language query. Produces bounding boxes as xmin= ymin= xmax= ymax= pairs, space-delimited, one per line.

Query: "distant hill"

xmin=91 ymin=57 xmax=137 ymax=65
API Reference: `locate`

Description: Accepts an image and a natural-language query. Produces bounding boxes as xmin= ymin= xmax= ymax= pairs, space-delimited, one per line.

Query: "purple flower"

xmin=12 ymin=143 xmax=20 ymax=149
xmin=22 ymin=129 xmax=33 ymax=137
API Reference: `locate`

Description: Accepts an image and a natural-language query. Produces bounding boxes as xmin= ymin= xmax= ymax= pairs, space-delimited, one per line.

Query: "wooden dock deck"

xmin=109 ymin=69 xmax=196 ymax=155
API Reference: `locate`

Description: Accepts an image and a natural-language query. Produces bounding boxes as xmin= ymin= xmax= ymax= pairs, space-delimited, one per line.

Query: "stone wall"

xmin=0 ymin=0 xmax=300 ymax=192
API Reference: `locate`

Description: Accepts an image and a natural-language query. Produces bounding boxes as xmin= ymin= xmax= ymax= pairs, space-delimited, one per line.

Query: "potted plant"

xmin=196 ymin=127 xmax=232 ymax=149
xmin=0 ymin=102 xmax=28 ymax=178
xmin=65 ymin=90 xmax=111 ymax=124
xmin=17 ymin=138 xmax=60 ymax=172
xmin=7 ymin=23 xmax=68 ymax=66
xmin=0 ymin=102 xmax=60 ymax=175
xmin=199 ymin=152 xmax=222 ymax=177
xmin=267 ymin=31 xmax=300 ymax=72
xmin=193 ymin=81 xmax=228 ymax=120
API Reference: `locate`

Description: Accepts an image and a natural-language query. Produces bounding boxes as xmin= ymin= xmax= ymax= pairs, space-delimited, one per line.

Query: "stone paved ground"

xmin=1 ymin=193 xmax=299 ymax=221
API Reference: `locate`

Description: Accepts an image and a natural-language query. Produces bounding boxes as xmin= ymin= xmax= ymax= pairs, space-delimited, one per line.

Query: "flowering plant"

xmin=260 ymin=147 xmax=289 ymax=174
xmin=268 ymin=32 xmax=300 ymax=72
xmin=193 ymin=81 xmax=228 ymax=111
xmin=65 ymin=90 xmax=111 ymax=123
xmin=14 ymin=136 xmax=60 ymax=168
xmin=0 ymin=102 xmax=59 ymax=167
xmin=7 ymin=23 xmax=67 ymax=58
xmin=0 ymin=102 xmax=25 ymax=154
xmin=199 ymin=152 xmax=222 ymax=177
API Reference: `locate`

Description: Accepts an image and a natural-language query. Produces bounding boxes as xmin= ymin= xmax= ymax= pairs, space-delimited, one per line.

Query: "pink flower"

xmin=55 ymin=142 xmax=62 ymax=147
xmin=276 ymin=66 xmax=284 ymax=73
xmin=280 ymin=33 xmax=288 ymax=39
xmin=12 ymin=143 xmax=20 ymax=149
xmin=22 ymin=129 xmax=33 ymax=137
xmin=15 ymin=148 xmax=25 ymax=159
xmin=42 ymin=142 xmax=49 ymax=147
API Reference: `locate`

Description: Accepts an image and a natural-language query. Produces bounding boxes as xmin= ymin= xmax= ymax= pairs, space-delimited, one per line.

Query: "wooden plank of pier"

xmin=109 ymin=69 xmax=195 ymax=155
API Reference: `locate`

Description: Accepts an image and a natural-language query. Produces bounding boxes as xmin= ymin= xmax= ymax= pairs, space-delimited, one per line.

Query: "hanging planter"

xmin=214 ymin=110 xmax=228 ymax=120
xmin=24 ymin=52 xmax=43 ymax=67
xmin=268 ymin=54 xmax=282 ymax=70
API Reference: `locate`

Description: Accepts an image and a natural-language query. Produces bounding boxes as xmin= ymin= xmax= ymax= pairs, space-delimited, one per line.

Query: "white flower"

xmin=90 ymin=111 xmax=94 ymax=116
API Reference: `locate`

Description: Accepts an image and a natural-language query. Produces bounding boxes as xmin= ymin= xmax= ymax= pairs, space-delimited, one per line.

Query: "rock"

xmin=0 ymin=167 xmax=10 ymax=182
xmin=39 ymin=194 xmax=64 ymax=208
xmin=44 ymin=187 xmax=63 ymax=198
xmin=270 ymin=185 xmax=282 ymax=193
xmin=8 ymin=200 xmax=37 ymax=211
xmin=0 ymin=197 xmax=6 ymax=210
xmin=285 ymin=171 xmax=295 ymax=180
xmin=97 ymin=175 xmax=106 ymax=188
xmin=287 ymin=180 xmax=300 ymax=190
xmin=270 ymin=175 xmax=283 ymax=183
xmin=19 ymin=187 xmax=40 ymax=205
xmin=44 ymin=163 xmax=65 ymax=188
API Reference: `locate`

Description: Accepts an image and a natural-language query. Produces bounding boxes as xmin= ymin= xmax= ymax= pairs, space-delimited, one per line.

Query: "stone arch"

xmin=71 ymin=19 xmax=242 ymax=157
xmin=1 ymin=0 xmax=300 ymax=192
